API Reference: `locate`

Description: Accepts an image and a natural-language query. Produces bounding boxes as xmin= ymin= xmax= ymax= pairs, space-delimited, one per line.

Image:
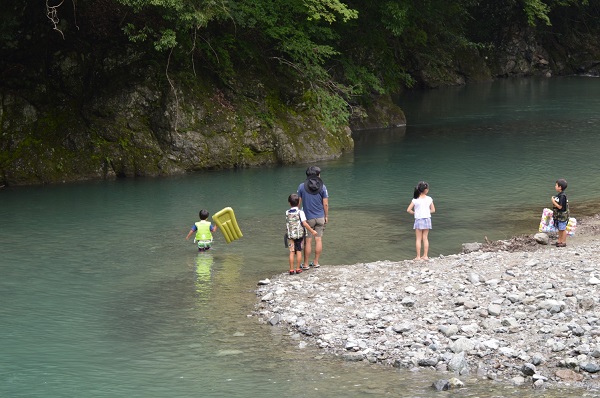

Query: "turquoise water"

xmin=1 ymin=77 xmax=599 ymax=397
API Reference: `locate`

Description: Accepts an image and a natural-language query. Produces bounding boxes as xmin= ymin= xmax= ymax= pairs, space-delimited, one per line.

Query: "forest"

xmin=1 ymin=0 xmax=600 ymax=185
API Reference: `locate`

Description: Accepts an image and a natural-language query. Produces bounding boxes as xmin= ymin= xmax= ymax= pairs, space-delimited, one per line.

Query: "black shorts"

xmin=289 ymin=238 xmax=303 ymax=252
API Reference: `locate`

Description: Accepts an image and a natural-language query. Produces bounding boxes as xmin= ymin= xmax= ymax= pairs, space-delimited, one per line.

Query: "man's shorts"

xmin=557 ymin=220 xmax=568 ymax=231
xmin=288 ymin=238 xmax=303 ymax=252
xmin=306 ymin=218 xmax=326 ymax=237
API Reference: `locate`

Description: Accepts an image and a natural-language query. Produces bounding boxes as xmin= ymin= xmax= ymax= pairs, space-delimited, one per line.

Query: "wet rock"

xmin=268 ymin=314 xmax=280 ymax=326
xmin=432 ymin=379 xmax=449 ymax=391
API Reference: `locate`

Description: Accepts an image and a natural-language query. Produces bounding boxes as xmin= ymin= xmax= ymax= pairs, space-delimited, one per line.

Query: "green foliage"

xmin=303 ymin=0 xmax=359 ymax=23
xmin=2 ymin=0 xmax=599 ymax=138
xmin=523 ymin=0 xmax=551 ymax=26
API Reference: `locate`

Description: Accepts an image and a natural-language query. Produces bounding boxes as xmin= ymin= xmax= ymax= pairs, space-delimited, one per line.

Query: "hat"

xmin=304 ymin=176 xmax=323 ymax=195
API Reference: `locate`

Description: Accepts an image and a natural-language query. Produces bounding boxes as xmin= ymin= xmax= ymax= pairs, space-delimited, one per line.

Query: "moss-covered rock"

xmin=0 ymin=64 xmax=355 ymax=186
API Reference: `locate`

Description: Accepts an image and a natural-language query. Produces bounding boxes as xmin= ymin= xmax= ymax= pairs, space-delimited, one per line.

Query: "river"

xmin=1 ymin=76 xmax=599 ymax=397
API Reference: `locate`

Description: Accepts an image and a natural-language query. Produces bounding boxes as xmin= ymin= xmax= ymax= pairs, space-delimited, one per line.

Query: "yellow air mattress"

xmin=212 ymin=207 xmax=243 ymax=243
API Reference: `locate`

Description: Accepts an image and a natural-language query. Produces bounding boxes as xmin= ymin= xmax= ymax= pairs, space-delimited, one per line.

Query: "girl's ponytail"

xmin=413 ymin=181 xmax=429 ymax=199
xmin=413 ymin=187 xmax=420 ymax=199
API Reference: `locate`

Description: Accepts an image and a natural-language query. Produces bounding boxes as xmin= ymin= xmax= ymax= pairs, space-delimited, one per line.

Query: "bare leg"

xmin=414 ymin=229 xmax=423 ymax=260
xmin=304 ymin=236 xmax=313 ymax=265
xmin=288 ymin=241 xmax=295 ymax=272
xmin=558 ymin=230 xmax=567 ymax=245
xmin=296 ymin=251 xmax=302 ymax=271
xmin=421 ymin=229 xmax=430 ymax=260
xmin=313 ymin=237 xmax=323 ymax=265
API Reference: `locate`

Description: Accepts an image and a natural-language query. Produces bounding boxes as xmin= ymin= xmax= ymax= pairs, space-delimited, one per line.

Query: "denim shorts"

xmin=557 ymin=220 xmax=568 ymax=231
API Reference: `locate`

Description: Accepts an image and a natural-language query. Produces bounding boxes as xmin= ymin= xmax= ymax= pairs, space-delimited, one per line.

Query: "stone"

xmin=448 ymin=352 xmax=469 ymax=374
xmin=589 ymin=276 xmax=600 ymax=285
xmin=581 ymin=363 xmax=600 ymax=373
xmin=521 ymin=363 xmax=536 ymax=376
xmin=432 ymin=379 xmax=449 ymax=391
xmin=462 ymin=242 xmax=482 ymax=253
xmin=555 ymin=369 xmax=584 ymax=382
xmin=533 ymin=233 xmax=549 ymax=245
xmin=488 ymin=304 xmax=502 ymax=316
xmin=254 ymin=223 xmax=600 ymax=391
xmin=418 ymin=357 xmax=439 ymax=367
xmin=448 ymin=377 xmax=464 ymax=388
xmin=439 ymin=324 xmax=459 ymax=337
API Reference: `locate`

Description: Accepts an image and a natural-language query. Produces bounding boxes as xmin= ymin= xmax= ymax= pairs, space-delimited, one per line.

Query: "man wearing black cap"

xmin=297 ymin=166 xmax=329 ymax=269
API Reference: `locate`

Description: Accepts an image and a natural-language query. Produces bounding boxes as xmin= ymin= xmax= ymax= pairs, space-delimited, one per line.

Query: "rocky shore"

xmin=254 ymin=215 xmax=600 ymax=392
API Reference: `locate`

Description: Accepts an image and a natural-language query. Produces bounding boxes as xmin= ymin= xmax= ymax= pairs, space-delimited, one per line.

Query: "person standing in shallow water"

xmin=407 ymin=181 xmax=435 ymax=261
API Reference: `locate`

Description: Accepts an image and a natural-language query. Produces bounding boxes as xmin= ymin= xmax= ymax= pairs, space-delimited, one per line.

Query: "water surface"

xmin=1 ymin=76 xmax=599 ymax=397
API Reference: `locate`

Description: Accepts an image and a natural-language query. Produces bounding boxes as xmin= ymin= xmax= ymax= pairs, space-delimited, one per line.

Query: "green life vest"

xmin=195 ymin=220 xmax=213 ymax=241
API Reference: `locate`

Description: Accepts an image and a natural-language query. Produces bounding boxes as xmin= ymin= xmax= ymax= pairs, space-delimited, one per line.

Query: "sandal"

xmin=289 ymin=270 xmax=296 ymax=275
xmin=295 ymin=268 xmax=303 ymax=274
xmin=300 ymin=263 xmax=310 ymax=270
xmin=312 ymin=263 xmax=320 ymax=268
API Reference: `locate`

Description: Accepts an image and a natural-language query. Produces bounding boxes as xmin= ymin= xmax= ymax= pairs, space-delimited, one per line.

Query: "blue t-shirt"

xmin=297 ymin=182 xmax=328 ymax=220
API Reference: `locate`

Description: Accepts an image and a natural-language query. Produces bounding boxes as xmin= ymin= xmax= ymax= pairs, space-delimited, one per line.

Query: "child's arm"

xmin=185 ymin=229 xmax=194 ymax=240
xmin=302 ymin=220 xmax=318 ymax=236
xmin=406 ymin=201 xmax=415 ymax=215
xmin=211 ymin=223 xmax=218 ymax=232
xmin=551 ymin=196 xmax=562 ymax=209
xmin=430 ymin=200 xmax=436 ymax=214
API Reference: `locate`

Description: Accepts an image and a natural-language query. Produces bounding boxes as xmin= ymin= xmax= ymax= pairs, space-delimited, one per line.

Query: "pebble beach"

xmin=254 ymin=214 xmax=600 ymax=392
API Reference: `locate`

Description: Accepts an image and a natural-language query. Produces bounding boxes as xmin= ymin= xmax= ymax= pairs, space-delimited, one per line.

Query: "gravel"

xmin=254 ymin=214 xmax=600 ymax=391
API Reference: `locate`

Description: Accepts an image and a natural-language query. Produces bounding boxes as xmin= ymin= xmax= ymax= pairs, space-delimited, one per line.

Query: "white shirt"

xmin=412 ymin=196 xmax=433 ymax=219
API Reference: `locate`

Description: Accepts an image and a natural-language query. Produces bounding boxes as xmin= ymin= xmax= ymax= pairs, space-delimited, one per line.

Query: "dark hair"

xmin=288 ymin=193 xmax=300 ymax=207
xmin=413 ymin=181 xmax=429 ymax=199
xmin=306 ymin=165 xmax=321 ymax=177
xmin=199 ymin=209 xmax=209 ymax=220
xmin=556 ymin=178 xmax=568 ymax=191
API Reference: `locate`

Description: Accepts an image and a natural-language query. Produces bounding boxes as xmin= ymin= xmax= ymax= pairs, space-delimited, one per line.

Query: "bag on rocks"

xmin=538 ymin=208 xmax=577 ymax=236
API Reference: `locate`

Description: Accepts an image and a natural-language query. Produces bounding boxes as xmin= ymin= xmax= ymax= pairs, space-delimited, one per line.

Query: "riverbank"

xmin=254 ymin=214 xmax=600 ymax=392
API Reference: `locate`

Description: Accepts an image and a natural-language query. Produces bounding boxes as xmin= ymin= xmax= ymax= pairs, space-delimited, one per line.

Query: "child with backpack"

xmin=286 ymin=193 xmax=317 ymax=275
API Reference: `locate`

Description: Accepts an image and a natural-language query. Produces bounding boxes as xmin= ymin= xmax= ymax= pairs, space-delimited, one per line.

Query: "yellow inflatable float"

xmin=212 ymin=207 xmax=243 ymax=243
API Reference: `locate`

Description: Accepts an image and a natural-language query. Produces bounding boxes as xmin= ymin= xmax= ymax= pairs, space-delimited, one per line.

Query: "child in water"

xmin=186 ymin=209 xmax=218 ymax=251
xmin=406 ymin=181 xmax=436 ymax=261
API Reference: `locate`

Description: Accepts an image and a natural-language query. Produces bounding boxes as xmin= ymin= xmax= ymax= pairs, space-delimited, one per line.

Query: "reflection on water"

xmin=194 ymin=252 xmax=213 ymax=296
xmin=351 ymin=126 xmax=407 ymax=146
xmin=1 ymin=77 xmax=600 ymax=397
